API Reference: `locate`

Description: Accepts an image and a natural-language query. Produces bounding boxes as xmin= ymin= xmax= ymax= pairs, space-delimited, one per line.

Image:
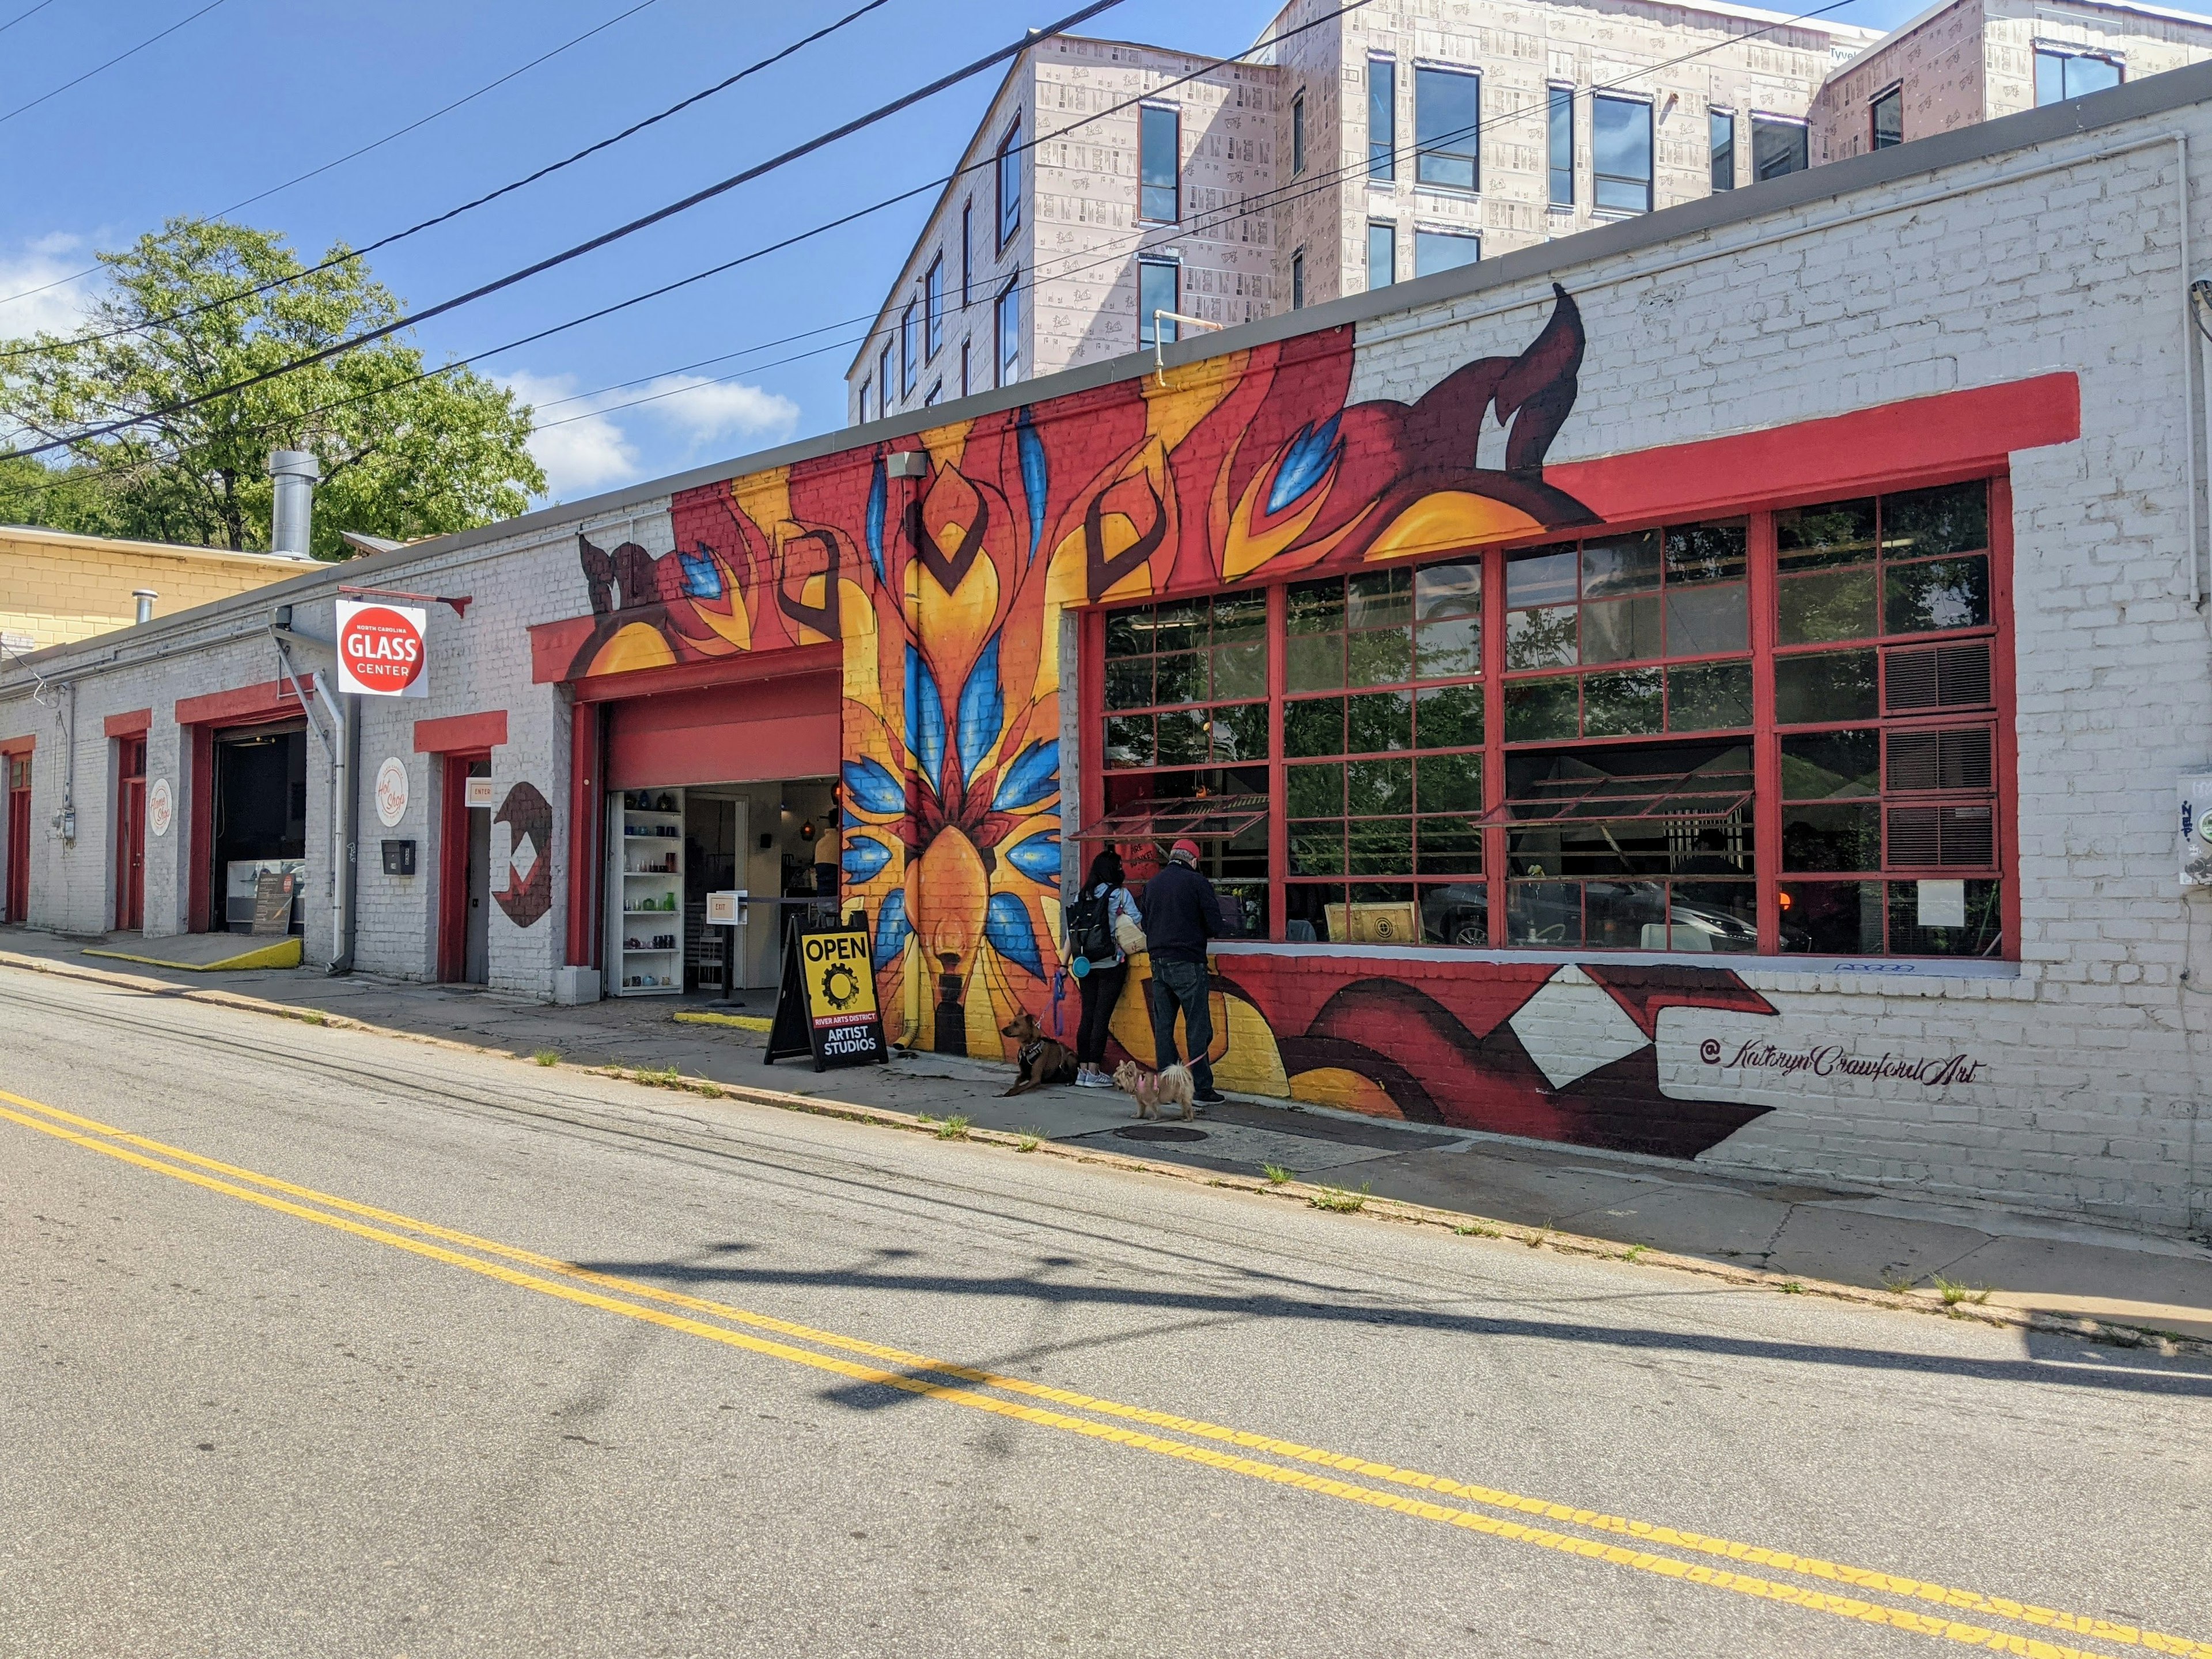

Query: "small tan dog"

xmin=999 ymin=1012 xmax=1076 ymax=1096
xmin=1112 ymin=1059 xmax=1196 ymax=1121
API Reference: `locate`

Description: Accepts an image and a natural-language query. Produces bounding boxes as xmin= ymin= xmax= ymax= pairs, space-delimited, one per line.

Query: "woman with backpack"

xmin=1065 ymin=848 xmax=1143 ymax=1089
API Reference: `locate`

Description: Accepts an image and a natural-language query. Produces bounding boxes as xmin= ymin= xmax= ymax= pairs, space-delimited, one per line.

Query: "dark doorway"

xmin=210 ymin=724 xmax=306 ymax=933
xmin=439 ymin=752 xmax=492 ymax=984
xmin=115 ymin=736 xmax=146 ymax=932
xmin=4 ymin=753 xmax=28 ymax=924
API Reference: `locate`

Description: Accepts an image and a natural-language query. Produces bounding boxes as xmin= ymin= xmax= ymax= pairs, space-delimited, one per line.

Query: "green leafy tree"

xmin=0 ymin=219 xmax=544 ymax=558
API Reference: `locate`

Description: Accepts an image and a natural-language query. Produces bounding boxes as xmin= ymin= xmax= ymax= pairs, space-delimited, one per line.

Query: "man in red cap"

xmin=1137 ymin=837 xmax=1229 ymax=1107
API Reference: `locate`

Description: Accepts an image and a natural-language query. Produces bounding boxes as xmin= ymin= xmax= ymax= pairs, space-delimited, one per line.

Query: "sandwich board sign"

xmin=335 ymin=599 xmax=428 ymax=698
xmin=764 ymin=912 xmax=887 ymax=1071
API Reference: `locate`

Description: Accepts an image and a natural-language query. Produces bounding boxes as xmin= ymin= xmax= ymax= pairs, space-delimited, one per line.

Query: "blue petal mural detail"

xmin=1267 ymin=413 xmax=1343 ymax=515
xmin=1018 ymin=407 xmax=1048 ymax=562
xmin=904 ymin=645 xmax=947 ymax=790
xmin=841 ymin=757 xmax=906 ymax=817
xmin=956 ymin=635 xmax=1003 ymax=784
xmin=865 ymin=457 xmax=887 ymax=582
xmin=677 ymin=546 xmax=723 ymax=599
xmin=873 ymin=889 xmax=912 ymax=971
xmin=1004 ymin=833 xmax=1060 ymax=887
xmin=984 ymin=892 xmax=1044 ymax=976
xmin=991 ymin=739 xmax=1060 ymax=811
xmin=842 ymin=835 xmax=894 ymax=886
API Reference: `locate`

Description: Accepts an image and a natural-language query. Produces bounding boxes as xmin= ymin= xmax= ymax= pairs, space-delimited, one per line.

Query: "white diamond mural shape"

xmin=1507 ymin=965 xmax=1653 ymax=1091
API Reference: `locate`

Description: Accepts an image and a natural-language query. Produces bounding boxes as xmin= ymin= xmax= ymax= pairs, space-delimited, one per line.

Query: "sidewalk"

xmin=7 ymin=925 xmax=2210 ymax=1351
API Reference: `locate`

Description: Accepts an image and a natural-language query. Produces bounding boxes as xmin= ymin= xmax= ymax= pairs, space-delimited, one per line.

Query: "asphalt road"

xmin=3 ymin=965 xmax=2209 ymax=1659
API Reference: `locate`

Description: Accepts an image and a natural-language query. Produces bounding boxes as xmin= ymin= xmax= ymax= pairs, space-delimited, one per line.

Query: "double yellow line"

xmin=1 ymin=1084 xmax=2198 ymax=1659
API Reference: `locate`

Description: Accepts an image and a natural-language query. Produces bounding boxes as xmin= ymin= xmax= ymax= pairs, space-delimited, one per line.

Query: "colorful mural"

xmin=550 ymin=287 xmax=1785 ymax=1157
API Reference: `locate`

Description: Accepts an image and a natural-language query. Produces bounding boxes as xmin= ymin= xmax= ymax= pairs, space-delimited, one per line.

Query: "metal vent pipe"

xmin=131 ymin=589 xmax=156 ymax=625
xmin=267 ymin=449 xmax=320 ymax=558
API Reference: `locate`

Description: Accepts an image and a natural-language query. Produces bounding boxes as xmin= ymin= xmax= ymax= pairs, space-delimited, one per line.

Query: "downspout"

xmin=270 ymin=622 xmax=352 ymax=973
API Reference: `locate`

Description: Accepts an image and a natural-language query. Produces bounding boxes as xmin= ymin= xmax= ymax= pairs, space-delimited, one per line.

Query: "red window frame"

xmin=1078 ymin=467 xmax=2016 ymax=960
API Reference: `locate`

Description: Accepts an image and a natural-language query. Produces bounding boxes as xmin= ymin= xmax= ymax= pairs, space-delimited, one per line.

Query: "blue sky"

xmin=0 ymin=0 xmax=2164 ymax=508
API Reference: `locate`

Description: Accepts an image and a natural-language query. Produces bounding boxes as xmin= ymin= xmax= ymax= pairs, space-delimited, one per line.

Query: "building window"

xmin=1870 ymin=85 xmax=1903 ymax=149
xmin=995 ymin=274 xmax=1020 ymax=385
xmin=924 ymin=257 xmax=944 ymax=359
xmin=1752 ymin=115 xmax=1809 ymax=181
xmin=1139 ymin=257 xmax=1179 ymax=348
xmin=1290 ymin=248 xmax=1305 ymax=309
xmin=960 ymin=338 xmax=971 ymax=399
xmin=2035 ymin=48 xmax=2121 ymax=105
xmin=1369 ymin=58 xmax=1396 ymax=180
xmin=1547 ymin=86 xmax=1574 ymax=207
xmin=1414 ymin=229 xmax=1479 ymax=277
xmin=1088 ymin=478 xmax=2006 ymax=959
xmin=877 ymin=344 xmax=892 ymax=412
xmin=960 ymin=200 xmax=972 ymax=306
xmin=1291 ymin=89 xmax=1306 ymax=176
xmin=1415 ymin=66 xmax=1480 ymax=192
xmin=1367 ymin=221 xmax=1396 ymax=289
xmin=1710 ymin=109 xmax=1735 ymax=191
xmin=924 ymin=380 xmax=943 ymax=407
xmin=859 ymin=377 xmax=873 ymax=422
xmin=900 ymin=301 xmax=918 ymax=395
xmin=1140 ymin=104 xmax=1179 ymax=222
xmin=997 ymin=118 xmax=1022 ymax=247
xmin=1592 ymin=94 xmax=1652 ymax=214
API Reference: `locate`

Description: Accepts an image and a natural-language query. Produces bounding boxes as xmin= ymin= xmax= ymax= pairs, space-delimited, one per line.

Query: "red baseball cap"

xmin=1170 ymin=838 xmax=1202 ymax=862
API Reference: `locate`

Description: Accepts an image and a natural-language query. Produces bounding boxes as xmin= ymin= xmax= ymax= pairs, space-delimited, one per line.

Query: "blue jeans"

xmin=1148 ymin=957 xmax=1214 ymax=1093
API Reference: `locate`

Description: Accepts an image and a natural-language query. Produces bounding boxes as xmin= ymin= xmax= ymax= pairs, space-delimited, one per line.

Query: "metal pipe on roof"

xmin=267 ymin=449 xmax=320 ymax=559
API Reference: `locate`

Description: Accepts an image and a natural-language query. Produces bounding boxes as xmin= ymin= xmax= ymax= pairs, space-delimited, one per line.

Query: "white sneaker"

xmin=1074 ymin=1067 xmax=1113 ymax=1089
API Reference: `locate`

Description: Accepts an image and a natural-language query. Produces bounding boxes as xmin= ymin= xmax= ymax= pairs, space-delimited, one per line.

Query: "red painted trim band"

xmin=104 ymin=709 xmax=153 ymax=738
xmin=567 ymin=642 xmax=843 ymax=704
xmin=0 ymin=734 xmax=33 ymax=757
xmin=175 ymin=677 xmax=312 ymax=729
xmin=414 ymin=710 xmax=509 ymax=753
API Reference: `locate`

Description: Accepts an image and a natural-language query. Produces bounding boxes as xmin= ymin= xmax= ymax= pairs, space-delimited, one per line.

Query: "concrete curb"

xmin=2 ymin=947 xmax=2203 ymax=1361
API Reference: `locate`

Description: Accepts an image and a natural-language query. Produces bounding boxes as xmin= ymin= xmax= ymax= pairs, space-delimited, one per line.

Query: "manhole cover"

xmin=1113 ymin=1124 xmax=1209 ymax=1142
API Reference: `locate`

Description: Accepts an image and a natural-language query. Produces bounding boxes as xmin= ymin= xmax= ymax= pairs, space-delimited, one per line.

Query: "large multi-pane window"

xmin=1710 ymin=109 xmax=1736 ymax=191
xmin=1291 ymin=249 xmax=1305 ymax=309
xmin=900 ymin=302 xmax=918 ymax=395
xmin=1369 ymin=58 xmax=1396 ymax=180
xmin=960 ymin=200 xmax=972 ymax=305
xmin=924 ymin=257 xmax=944 ymax=359
xmin=1548 ymin=86 xmax=1574 ymax=207
xmin=877 ymin=344 xmax=892 ymax=412
xmin=996 ymin=119 xmax=1022 ymax=246
xmin=1415 ymin=67 xmax=1479 ymax=191
xmin=994 ymin=274 xmax=1020 ymax=384
xmin=1367 ymin=221 xmax=1396 ymax=289
xmin=1592 ymin=94 xmax=1652 ymax=213
xmin=1138 ymin=258 xmax=1179 ymax=348
xmin=1414 ymin=229 xmax=1478 ymax=277
xmin=1139 ymin=104 xmax=1180 ymax=222
xmin=2036 ymin=48 xmax=2121 ymax=105
xmin=1752 ymin=115 xmax=1809 ymax=180
xmin=1088 ymin=478 xmax=2009 ymax=960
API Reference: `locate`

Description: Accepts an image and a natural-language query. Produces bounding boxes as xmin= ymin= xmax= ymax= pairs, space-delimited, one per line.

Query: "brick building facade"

xmin=6 ymin=70 xmax=2210 ymax=1235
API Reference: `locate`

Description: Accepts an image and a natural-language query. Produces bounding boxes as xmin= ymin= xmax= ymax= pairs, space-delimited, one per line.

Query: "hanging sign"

xmin=146 ymin=777 xmax=173 ymax=838
xmin=764 ymin=914 xmax=887 ymax=1071
xmin=335 ymin=600 xmax=428 ymax=698
xmin=374 ymin=758 xmax=409 ymax=827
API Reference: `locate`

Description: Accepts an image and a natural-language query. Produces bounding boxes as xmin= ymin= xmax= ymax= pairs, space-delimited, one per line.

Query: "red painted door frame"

xmin=179 ymin=679 xmax=313 ymax=934
xmin=3 ymin=744 xmax=30 ymax=925
xmin=115 ymin=736 xmax=147 ymax=932
xmin=437 ymin=749 xmax=491 ymax=982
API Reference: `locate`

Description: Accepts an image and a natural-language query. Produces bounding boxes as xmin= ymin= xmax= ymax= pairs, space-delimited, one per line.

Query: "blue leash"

xmin=1050 ymin=968 xmax=1067 ymax=1037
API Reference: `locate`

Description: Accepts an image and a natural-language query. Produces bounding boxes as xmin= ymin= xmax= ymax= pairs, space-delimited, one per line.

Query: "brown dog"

xmin=999 ymin=1012 xmax=1077 ymax=1095
xmin=1112 ymin=1059 xmax=1196 ymax=1121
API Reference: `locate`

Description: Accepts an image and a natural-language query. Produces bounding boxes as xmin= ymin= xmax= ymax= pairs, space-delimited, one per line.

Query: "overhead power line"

xmin=0 ymin=0 xmax=898 ymax=363
xmin=0 ymin=0 xmax=231 ymax=128
xmin=0 ymin=0 xmax=666 ymax=313
xmin=0 ymin=0 xmax=60 ymax=39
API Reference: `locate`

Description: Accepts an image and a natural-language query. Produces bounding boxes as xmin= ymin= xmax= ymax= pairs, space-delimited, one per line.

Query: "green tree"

xmin=0 ymin=219 xmax=544 ymax=558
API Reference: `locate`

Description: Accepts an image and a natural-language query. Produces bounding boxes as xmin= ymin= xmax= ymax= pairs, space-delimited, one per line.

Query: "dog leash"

xmin=1050 ymin=968 xmax=1066 ymax=1037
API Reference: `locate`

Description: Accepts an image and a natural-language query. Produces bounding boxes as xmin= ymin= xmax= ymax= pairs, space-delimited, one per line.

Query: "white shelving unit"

xmin=612 ymin=788 xmax=684 ymax=995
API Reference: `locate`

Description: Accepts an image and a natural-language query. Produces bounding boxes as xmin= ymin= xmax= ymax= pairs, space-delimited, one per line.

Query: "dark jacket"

xmin=1138 ymin=861 xmax=1227 ymax=964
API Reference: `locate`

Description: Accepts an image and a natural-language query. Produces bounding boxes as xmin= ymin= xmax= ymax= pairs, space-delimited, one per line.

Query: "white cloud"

xmin=503 ymin=367 xmax=801 ymax=503
xmin=0 ymin=234 xmax=100 ymax=342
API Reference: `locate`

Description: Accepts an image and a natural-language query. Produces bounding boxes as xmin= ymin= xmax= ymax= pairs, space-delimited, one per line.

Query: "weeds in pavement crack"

xmin=936 ymin=1115 xmax=971 ymax=1141
xmin=1880 ymin=1272 xmax=1919 ymax=1295
xmin=1933 ymin=1275 xmax=1991 ymax=1307
xmin=1262 ymin=1164 xmax=1294 ymax=1186
xmin=1779 ymin=1281 xmax=1805 ymax=1294
xmin=1308 ymin=1183 xmax=1370 ymax=1213
xmin=532 ymin=1048 xmax=560 ymax=1067
xmin=1016 ymin=1131 xmax=1041 ymax=1153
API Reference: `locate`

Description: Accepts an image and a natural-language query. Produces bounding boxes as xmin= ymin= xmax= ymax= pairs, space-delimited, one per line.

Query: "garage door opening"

xmin=209 ymin=723 xmax=306 ymax=933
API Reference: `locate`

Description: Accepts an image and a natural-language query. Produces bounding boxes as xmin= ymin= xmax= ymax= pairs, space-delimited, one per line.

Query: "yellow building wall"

xmin=0 ymin=528 xmax=303 ymax=652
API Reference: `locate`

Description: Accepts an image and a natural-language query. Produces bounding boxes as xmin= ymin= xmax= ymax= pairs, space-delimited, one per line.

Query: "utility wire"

xmin=0 ymin=0 xmax=1124 ymax=464
xmin=0 ymin=0 xmax=230 ymax=128
xmin=5 ymin=0 xmax=1851 ymax=503
xmin=0 ymin=0 xmax=665 ymax=312
xmin=0 ymin=0 xmax=897 ymax=363
xmin=0 ymin=0 xmax=59 ymax=39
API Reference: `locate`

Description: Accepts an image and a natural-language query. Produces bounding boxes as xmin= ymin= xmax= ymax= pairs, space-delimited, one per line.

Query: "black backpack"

xmin=1065 ymin=887 xmax=1116 ymax=963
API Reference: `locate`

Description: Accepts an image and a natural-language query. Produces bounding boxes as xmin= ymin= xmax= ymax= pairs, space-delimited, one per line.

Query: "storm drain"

xmin=1113 ymin=1124 xmax=1210 ymax=1142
